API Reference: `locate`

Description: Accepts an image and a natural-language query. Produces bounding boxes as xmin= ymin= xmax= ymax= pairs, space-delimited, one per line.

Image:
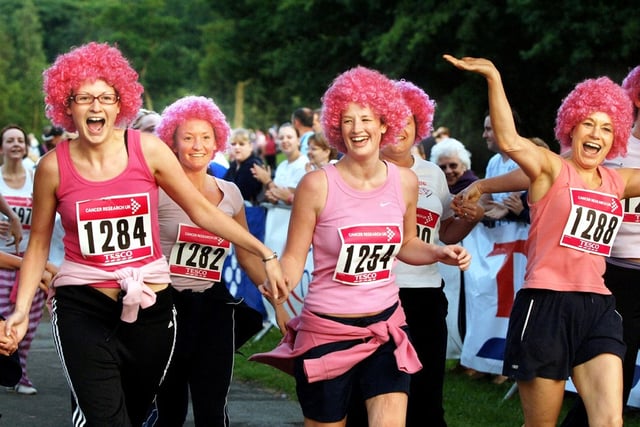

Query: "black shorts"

xmin=503 ymin=288 xmax=625 ymax=381
xmin=294 ymin=304 xmax=411 ymax=423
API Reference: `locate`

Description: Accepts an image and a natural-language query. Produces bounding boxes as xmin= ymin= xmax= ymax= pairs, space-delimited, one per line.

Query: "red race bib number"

xmin=622 ymin=196 xmax=640 ymax=224
xmin=334 ymin=224 xmax=402 ymax=285
xmin=560 ymin=188 xmax=623 ymax=256
xmin=77 ymin=194 xmax=153 ymax=265
xmin=4 ymin=195 xmax=32 ymax=230
xmin=168 ymin=224 xmax=230 ymax=281
xmin=416 ymin=207 xmax=439 ymax=244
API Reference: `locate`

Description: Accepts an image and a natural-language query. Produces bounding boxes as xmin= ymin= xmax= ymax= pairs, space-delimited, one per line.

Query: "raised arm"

xmin=443 ymin=54 xmax=561 ymax=201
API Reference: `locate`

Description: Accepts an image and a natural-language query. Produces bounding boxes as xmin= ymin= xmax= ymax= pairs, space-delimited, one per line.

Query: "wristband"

xmin=262 ymin=252 xmax=278 ymax=263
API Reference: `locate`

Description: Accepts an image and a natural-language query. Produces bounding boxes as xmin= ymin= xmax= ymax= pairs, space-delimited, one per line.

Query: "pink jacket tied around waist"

xmin=49 ymin=257 xmax=171 ymax=322
xmin=250 ymin=303 xmax=422 ymax=383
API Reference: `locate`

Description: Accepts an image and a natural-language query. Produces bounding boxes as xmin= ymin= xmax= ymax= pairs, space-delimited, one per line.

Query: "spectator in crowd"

xmin=305 ymin=131 xmax=338 ymax=172
xmin=130 ymin=108 xmax=161 ymax=133
xmin=251 ymin=122 xmax=308 ymax=252
xmin=292 ymin=107 xmax=314 ymax=156
xmin=430 ymin=137 xmax=479 ymax=194
xmin=433 ymin=126 xmax=450 ymax=142
xmin=0 ymin=125 xmax=42 ymax=395
xmin=224 ymin=128 xmax=265 ymax=204
xmin=39 ymin=125 xmax=64 ymax=155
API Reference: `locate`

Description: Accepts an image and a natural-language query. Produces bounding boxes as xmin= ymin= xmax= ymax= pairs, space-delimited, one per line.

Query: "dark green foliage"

xmin=6 ymin=0 xmax=640 ymax=164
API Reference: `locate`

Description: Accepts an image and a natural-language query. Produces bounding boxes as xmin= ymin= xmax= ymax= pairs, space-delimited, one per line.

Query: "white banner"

xmin=458 ymin=221 xmax=529 ymax=375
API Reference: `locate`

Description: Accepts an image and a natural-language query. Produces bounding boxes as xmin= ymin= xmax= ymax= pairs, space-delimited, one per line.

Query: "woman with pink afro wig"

xmin=555 ymin=76 xmax=633 ymax=159
xmin=150 ymin=94 xmax=281 ymax=426
xmin=155 ymin=95 xmax=230 ymax=155
xmin=345 ymin=79 xmax=481 ymax=427
xmin=622 ymin=65 xmax=640 ymax=116
xmin=43 ymin=41 xmax=143 ymax=132
xmin=560 ymin=65 xmax=640 ymax=426
xmin=3 ymin=43 xmax=286 ymax=427
xmin=320 ymin=66 xmax=410 ymax=154
xmin=445 ymin=54 xmax=640 ymax=427
xmin=251 ymin=66 xmax=471 ymax=427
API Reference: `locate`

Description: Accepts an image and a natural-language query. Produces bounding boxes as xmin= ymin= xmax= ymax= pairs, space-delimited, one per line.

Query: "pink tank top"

xmin=525 ymin=161 xmax=624 ymax=294
xmin=56 ymin=129 xmax=164 ymax=285
xmin=303 ymin=162 xmax=405 ymax=314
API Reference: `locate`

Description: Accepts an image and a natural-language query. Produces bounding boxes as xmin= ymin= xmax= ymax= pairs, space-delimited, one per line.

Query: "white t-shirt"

xmin=395 ymin=156 xmax=454 ymax=289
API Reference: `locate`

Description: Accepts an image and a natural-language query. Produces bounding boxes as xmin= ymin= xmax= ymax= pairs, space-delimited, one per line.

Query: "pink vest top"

xmin=525 ymin=161 xmax=624 ymax=294
xmin=56 ymin=129 xmax=164 ymax=285
xmin=303 ymin=162 xmax=405 ymax=314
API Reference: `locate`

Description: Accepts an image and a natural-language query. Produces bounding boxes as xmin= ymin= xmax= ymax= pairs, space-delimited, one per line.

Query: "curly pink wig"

xmin=622 ymin=65 xmax=640 ymax=114
xmin=155 ymin=95 xmax=231 ymax=157
xmin=320 ymin=66 xmax=410 ymax=153
xmin=554 ymin=77 xmax=633 ymax=159
xmin=43 ymin=42 xmax=143 ymax=132
xmin=395 ymin=79 xmax=436 ymax=142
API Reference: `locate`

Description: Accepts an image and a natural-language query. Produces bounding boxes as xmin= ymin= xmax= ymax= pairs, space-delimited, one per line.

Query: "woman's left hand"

xmin=258 ymin=259 xmax=288 ymax=303
xmin=438 ymin=245 xmax=472 ymax=271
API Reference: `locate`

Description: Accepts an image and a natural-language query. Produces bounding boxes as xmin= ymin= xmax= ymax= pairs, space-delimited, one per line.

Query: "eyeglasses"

xmin=68 ymin=93 xmax=120 ymax=105
xmin=439 ymin=163 xmax=460 ymax=171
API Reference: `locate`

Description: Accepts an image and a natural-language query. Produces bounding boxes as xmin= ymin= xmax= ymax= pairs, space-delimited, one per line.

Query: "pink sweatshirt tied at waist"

xmin=49 ymin=257 xmax=171 ymax=323
xmin=250 ymin=303 xmax=422 ymax=383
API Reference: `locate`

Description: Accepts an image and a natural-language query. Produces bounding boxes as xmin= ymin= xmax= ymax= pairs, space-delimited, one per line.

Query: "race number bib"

xmin=4 ymin=195 xmax=32 ymax=230
xmin=622 ymin=196 xmax=640 ymax=224
xmin=168 ymin=223 xmax=230 ymax=281
xmin=560 ymin=188 xmax=623 ymax=256
xmin=416 ymin=207 xmax=439 ymax=245
xmin=334 ymin=224 xmax=402 ymax=285
xmin=77 ymin=193 xmax=153 ymax=265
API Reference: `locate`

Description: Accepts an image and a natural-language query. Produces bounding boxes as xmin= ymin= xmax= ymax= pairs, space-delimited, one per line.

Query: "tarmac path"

xmin=0 ymin=311 xmax=303 ymax=426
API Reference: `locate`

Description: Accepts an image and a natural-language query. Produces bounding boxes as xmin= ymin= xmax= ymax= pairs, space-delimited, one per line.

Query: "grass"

xmin=235 ymin=328 xmax=640 ymax=426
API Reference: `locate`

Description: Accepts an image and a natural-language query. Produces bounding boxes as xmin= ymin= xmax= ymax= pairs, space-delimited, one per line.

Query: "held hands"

xmin=3 ymin=309 xmax=27 ymax=346
xmin=258 ymin=256 xmax=289 ymax=304
xmin=452 ymin=182 xmax=484 ymax=221
xmin=0 ymin=319 xmax=18 ymax=357
xmin=437 ymin=245 xmax=471 ymax=271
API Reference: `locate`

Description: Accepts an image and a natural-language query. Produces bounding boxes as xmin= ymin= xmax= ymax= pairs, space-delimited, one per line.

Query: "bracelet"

xmin=262 ymin=252 xmax=278 ymax=263
xmin=265 ymin=180 xmax=273 ymax=187
xmin=287 ymin=194 xmax=294 ymax=205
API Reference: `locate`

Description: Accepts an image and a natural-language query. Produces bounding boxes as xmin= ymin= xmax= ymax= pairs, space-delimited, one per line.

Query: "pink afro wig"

xmin=622 ymin=65 xmax=640 ymax=113
xmin=155 ymin=95 xmax=230 ymax=157
xmin=395 ymin=79 xmax=436 ymax=142
xmin=320 ymin=66 xmax=410 ymax=153
xmin=43 ymin=42 xmax=143 ymax=133
xmin=554 ymin=76 xmax=633 ymax=159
